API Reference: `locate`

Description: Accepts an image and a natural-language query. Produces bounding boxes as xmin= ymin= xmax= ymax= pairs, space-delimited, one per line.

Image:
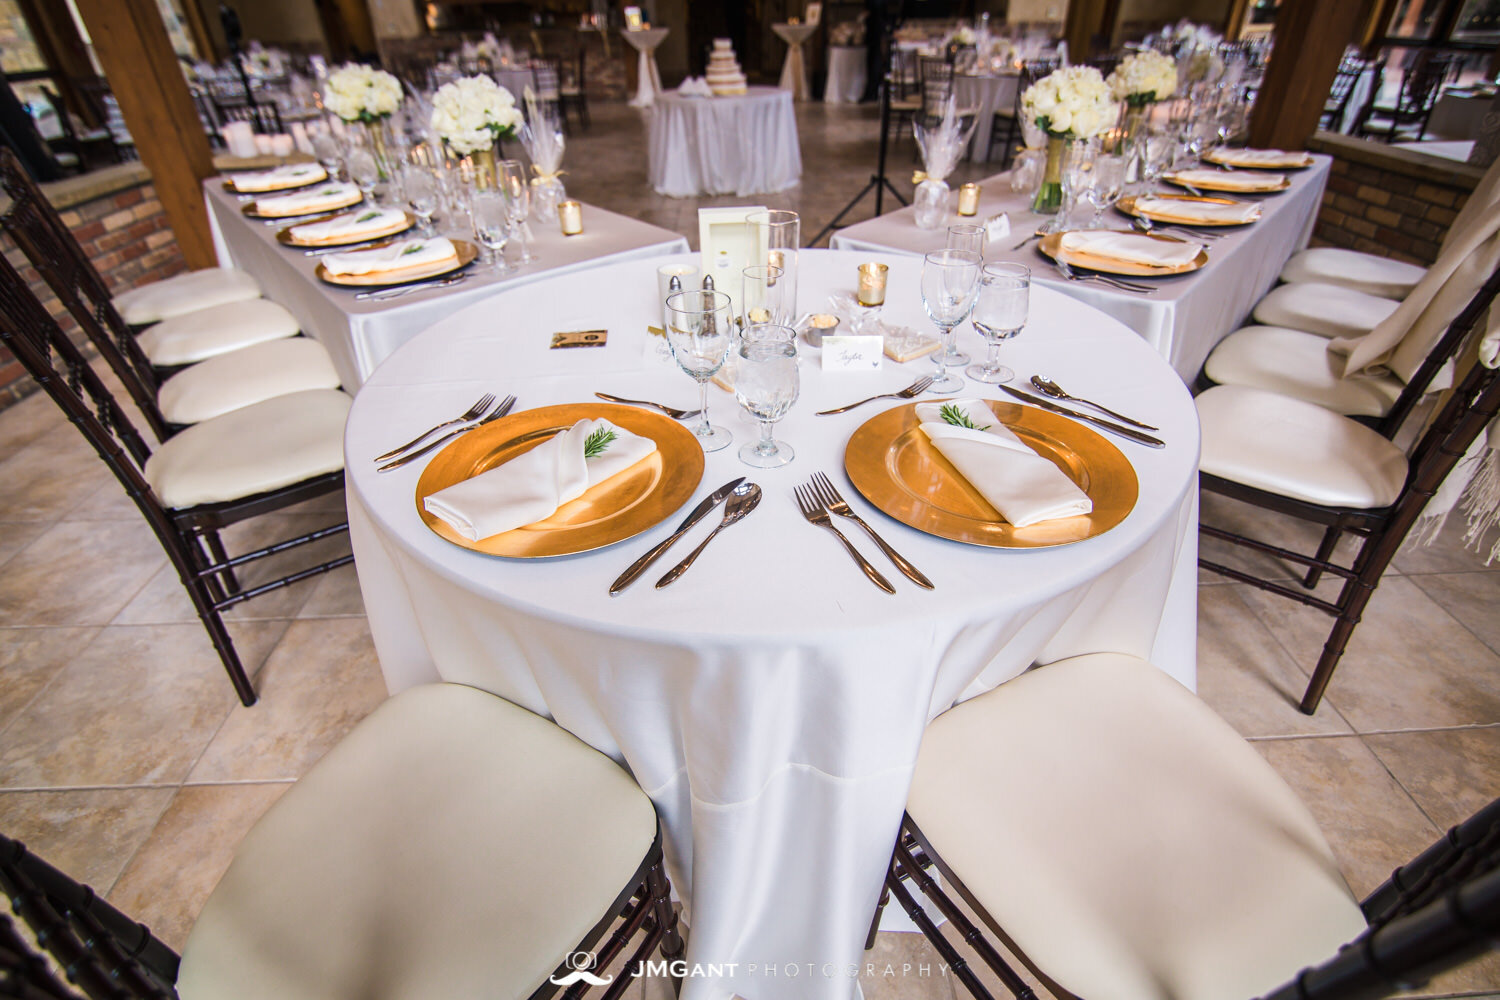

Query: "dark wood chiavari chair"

xmin=1356 ymin=49 xmax=1463 ymax=142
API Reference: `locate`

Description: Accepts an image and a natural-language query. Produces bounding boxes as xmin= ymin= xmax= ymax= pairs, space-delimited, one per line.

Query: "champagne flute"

xmin=470 ymin=190 xmax=511 ymax=272
xmin=920 ymin=249 xmax=983 ymax=395
xmin=741 ymin=264 xmax=789 ymax=327
xmin=665 ymin=289 xmax=734 ymax=452
xmin=498 ymin=159 xmax=536 ymax=264
xmin=347 ymin=149 xmax=379 ymax=205
xmin=1085 ymin=153 xmax=1126 ymax=228
xmin=967 ymin=262 xmax=1029 ymax=384
xmin=735 ymin=324 xmax=799 ymax=468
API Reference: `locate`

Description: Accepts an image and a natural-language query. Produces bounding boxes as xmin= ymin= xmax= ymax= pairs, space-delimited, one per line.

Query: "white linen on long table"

xmin=648 ymin=87 xmax=803 ymax=197
xmin=831 ymin=155 xmax=1331 ymax=382
xmin=824 ymin=46 xmax=868 ymax=104
xmin=203 ymin=181 xmax=689 ymax=388
xmin=343 ymin=249 xmax=1199 ymax=1000
xmin=953 ymin=73 xmax=1020 ymax=163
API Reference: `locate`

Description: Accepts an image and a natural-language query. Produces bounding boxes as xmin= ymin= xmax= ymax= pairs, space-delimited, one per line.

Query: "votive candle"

xmin=559 ymin=200 xmax=583 ymax=235
xmin=857 ymin=262 xmax=889 ymax=306
xmin=957 ymin=183 xmax=981 ymax=217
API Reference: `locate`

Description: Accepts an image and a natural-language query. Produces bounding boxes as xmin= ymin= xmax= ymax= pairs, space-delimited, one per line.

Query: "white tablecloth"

xmin=1396 ymin=139 xmax=1475 ymax=162
xmin=344 ymin=249 xmax=1200 ymax=1000
xmin=954 ymin=73 xmax=1019 ymax=163
xmin=824 ymin=45 xmax=867 ymax=104
xmin=648 ymin=87 xmax=803 ymax=198
xmin=1428 ymin=89 xmax=1495 ymax=140
xmin=203 ymin=181 xmax=689 ymax=388
xmin=623 ymin=28 xmax=670 ymax=108
xmin=831 ymin=155 xmax=1332 ymax=382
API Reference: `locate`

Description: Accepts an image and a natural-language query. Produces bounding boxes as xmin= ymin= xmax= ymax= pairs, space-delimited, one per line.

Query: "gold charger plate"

xmin=1038 ymin=230 xmax=1207 ymax=277
xmin=1162 ymin=171 xmax=1290 ymax=194
xmin=1117 ymin=193 xmax=1261 ymax=227
xmin=315 ymin=239 xmax=478 ymax=288
xmin=414 ymin=403 xmax=706 ymax=558
xmin=242 ymin=188 xmax=363 ymax=219
xmin=275 ymin=210 xmax=416 ymax=247
xmin=221 ymin=165 xmax=328 ymax=194
xmin=1202 ymin=148 xmax=1314 ymax=170
xmin=844 ymin=400 xmax=1138 ymax=548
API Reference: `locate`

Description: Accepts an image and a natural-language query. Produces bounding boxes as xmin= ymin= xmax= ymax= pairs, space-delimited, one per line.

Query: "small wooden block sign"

xmin=551 ymin=329 xmax=608 ymax=349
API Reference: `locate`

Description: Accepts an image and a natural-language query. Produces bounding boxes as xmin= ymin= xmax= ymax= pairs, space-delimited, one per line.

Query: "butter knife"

xmin=998 ymin=385 xmax=1166 ymax=448
xmin=610 ymin=477 xmax=745 ymax=595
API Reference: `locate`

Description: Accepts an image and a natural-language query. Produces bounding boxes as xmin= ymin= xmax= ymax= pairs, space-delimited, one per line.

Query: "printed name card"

xmin=820 ymin=335 xmax=883 ymax=372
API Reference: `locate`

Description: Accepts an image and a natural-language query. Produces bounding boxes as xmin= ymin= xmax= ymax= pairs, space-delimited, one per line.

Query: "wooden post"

xmin=1062 ymin=0 xmax=1116 ymax=64
xmin=1248 ymin=0 xmax=1366 ymax=150
xmin=71 ymin=0 xmax=218 ymax=269
xmin=14 ymin=0 xmax=98 ymax=126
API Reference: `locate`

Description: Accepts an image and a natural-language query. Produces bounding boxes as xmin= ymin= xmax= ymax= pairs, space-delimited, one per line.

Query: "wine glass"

xmin=498 ymin=159 xmax=536 ymax=264
xmin=404 ymin=168 xmax=438 ymax=235
xmin=311 ymin=131 xmax=343 ymax=181
xmin=470 ymin=190 xmax=511 ymax=272
xmin=347 ymin=149 xmax=379 ymax=205
xmin=967 ymin=262 xmax=1029 ymax=384
xmin=741 ymin=264 xmax=789 ymax=327
xmin=1084 ymin=153 xmax=1126 ymax=228
xmin=665 ymin=289 xmax=735 ymax=452
xmin=920 ymin=249 xmax=983 ymax=395
xmin=946 ymin=224 xmax=986 ymax=254
xmin=735 ymin=324 xmax=799 ymax=468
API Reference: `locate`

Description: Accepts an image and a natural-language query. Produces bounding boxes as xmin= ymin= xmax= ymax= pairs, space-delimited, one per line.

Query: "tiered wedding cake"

xmin=706 ymin=38 xmax=748 ymax=95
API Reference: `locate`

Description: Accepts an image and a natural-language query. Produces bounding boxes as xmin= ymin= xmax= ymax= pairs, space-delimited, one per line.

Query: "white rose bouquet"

xmin=1108 ymin=50 xmax=1178 ymax=107
xmin=1021 ymin=65 xmax=1118 ymax=139
xmin=430 ymin=75 xmax=525 ymax=156
xmin=323 ymin=63 xmax=403 ymax=123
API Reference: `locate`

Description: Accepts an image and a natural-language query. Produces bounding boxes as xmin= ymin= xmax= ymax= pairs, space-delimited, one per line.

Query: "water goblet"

xmin=311 ymin=131 xmax=343 ymax=181
xmin=967 ymin=262 xmax=1029 ymax=384
xmin=469 ymin=190 xmax=511 ymax=273
xmin=920 ymin=248 xmax=983 ymax=395
xmin=665 ymin=289 xmax=735 ymax=452
xmin=735 ymin=324 xmax=799 ymax=468
xmin=946 ymin=224 xmax=986 ymax=254
xmin=498 ymin=159 xmax=536 ymax=264
xmin=347 ymin=149 xmax=379 ymax=205
xmin=404 ymin=169 xmax=438 ymax=234
xmin=1085 ymin=153 xmax=1126 ymax=228
xmin=741 ymin=264 xmax=789 ymax=328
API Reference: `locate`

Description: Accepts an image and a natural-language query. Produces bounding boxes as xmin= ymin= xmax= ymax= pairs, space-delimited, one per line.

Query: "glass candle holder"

xmin=558 ymin=200 xmax=583 ymax=235
xmin=957 ymin=183 xmax=981 ymax=216
xmin=857 ymin=262 xmax=889 ymax=306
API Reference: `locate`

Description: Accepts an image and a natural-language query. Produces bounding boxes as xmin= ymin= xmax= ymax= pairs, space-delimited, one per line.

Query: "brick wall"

xmin=1306 ymin=131 xmax=1486 ymax=266
xmin=0 ymin=164 xmax=187 ymax=409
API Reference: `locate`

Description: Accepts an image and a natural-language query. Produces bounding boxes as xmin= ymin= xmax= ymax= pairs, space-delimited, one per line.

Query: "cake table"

xmin=622 ymin=26 xmax=670 ymax=108
xmin=705 ymin=37 xmax=749 ymax=95
xmin=648 ymin=87 xmax=803 ymax=197
xmin=772 ymin=22 xmax=819 ymax=101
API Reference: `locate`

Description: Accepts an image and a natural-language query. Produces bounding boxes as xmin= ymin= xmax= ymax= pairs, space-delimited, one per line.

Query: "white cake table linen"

xmin=623 ymin=28 xmax=670 ymax=108
xmin=648 ymin=87 xmax=803 ymax=197
xmin=824 ymin=46 xmax=867 ymax=104
xmin=343 ymin=249 xmax=1200 ymax=1000
xmin=773 ymin=22 xmax=819 ymax=100
xmin=831 ymin=155 xmax=1331 ymax=381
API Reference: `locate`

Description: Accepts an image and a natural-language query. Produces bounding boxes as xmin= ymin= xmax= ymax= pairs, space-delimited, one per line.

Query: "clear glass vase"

xmin=914 ymin=177 xmax=951 ymax=229
xmin=1031 ymin=136 xmax=1066 ymax=215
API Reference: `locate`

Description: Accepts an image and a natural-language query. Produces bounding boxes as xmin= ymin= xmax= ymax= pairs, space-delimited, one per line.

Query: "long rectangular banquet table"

xmin=343 ymin=248 xmax=1201 ymax=999
xmin=831 ymin=155 xmax=1332 ymax=382
xmin=202 ymin=180 xmax=690 ymax=388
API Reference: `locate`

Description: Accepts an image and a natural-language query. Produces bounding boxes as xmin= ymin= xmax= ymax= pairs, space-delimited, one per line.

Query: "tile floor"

xmin=2 ymin=101 xmax=1498 ymax=999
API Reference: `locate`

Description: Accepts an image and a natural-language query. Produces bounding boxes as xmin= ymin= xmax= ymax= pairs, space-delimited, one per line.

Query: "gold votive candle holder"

xmin=857 ymin=262 xmax=889 ymax=306
xmin=558 ymin=201 xmax=583 ymax=235
xmin=957 ymin=183 xmax=981 ymax=216
xmin=767 ymin=249 xmax=784 ymax=285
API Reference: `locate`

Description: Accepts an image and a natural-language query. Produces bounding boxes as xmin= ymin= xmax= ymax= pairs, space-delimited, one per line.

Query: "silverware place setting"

xmin=815 ymin=376 xmax=934 ymax=416
xmin=1030 ymin=375 xmax=1159 ymax=431
xmin=376 ymin=393 xmax=517 ymax=472
xmin=610 ymin=477 xmax=746 ymax=594
xmin=1053 ymin=260 xmax=1158 ymax=294
xmin=655 ymin=482 xmax=762 ymax=589
xmin=1131 ymin=215 xmax=1224 ymax=241
xmin=999 ymin=385 xmax=1165 ymax=448
xmin=808 ymin=472 xmax=932 ymax=589
xmin=355 ymin=273 xmax=469 ymax=302
xmin=593 ymin=392 xmax=703 ymax=420
xmin=794 ymin=482 xmax=896 ymax=594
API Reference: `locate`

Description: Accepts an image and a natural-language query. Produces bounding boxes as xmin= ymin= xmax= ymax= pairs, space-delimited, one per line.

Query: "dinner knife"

xmin=610 ymin=477 xmax=745 ymax=595
xmin=998 ymin=385 xmax=1166 ymax=449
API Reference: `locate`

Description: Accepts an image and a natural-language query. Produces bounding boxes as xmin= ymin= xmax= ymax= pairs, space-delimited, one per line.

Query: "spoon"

xmin=1030 ymin=375 xmax=1159 ymax=431
xmin=655 ymin=482 xmax=762 ymax=588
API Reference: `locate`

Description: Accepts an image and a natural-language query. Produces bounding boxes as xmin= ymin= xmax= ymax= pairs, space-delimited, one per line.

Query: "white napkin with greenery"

xmin=1059 ymin=230 xmax=1202 ymax=267
xmin=291 ymin=207 xmax=406 ymax=243
xmin=1137 ymin=196 xmax=1260 ymax=224
xmin=228 ymin=163 xmax=327 ymax=192
xmin=254 ymin=182 xmax=361 ymax=217
xmin=915 ymin=399 xmax=1092 ymax=526
xmin=322 ymin=238 xmax=457 ymax=276
xmin=1170 ymin=167 xmax=1286 ymax=190
xmin=1211 ymin=148 xmax=1307 ymax=167
xmin=423 ymin=419 xmax=657 ymax=540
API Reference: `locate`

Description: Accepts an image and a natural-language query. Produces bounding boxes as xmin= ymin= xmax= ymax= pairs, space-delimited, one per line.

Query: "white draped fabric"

xmin=648 ymin=88 xmax=803 ymax=197
xmin=954 ymin=73 xmax=1020 ymax=163
xmin=773 ymin=22 xmax=819 ymax=100
xmin=824 ymin=46 xmax=867 ymax=104
xmin=831 ymin=156 xmax=1332 ymax=381
xmin=203 ymin=182 xmax=688 ymax=387
xmin=344 ymin=249 xmax=1200 ymax=1000
xmin=623 ymin=28 xmax=670 ymax=108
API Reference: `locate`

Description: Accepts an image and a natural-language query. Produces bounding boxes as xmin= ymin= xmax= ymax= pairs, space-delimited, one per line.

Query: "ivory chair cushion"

xmin=113 ymin=268 xmax=261 ymax=325
xmin=1279 ymin=247 xmax=1426 ymax=300
xmin=1252 ymin=281 xmax=1401 ymax=339
xmin=1202 ymin=324 xmax=1404 ymax=418
xmin=908 ymin=652 xmax=1368 ymax=1000
xmin=1196 ymin=384 xmax=1408 ymax=508
xmin=177 ymin=683 xmax=659 ymax=1000
xmin=157 ymin=338 xmax=342 ymax=425
xmin=144 ymin=389 xmax=351 ymax=509
xmin=137 ymin=299 xmax=300 ymax=367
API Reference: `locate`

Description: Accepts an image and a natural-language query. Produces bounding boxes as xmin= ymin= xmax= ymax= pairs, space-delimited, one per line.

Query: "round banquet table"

xmin=824 ymin=45 xmax=868 ymax=104
xmin=648 ymin=87 xmax=803 ymax=197
xmin=344 ymin=249 xmax=1200 ymax=1000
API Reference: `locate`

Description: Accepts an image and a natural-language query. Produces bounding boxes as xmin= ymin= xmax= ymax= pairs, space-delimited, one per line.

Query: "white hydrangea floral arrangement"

xmin=1021 ymin=66 xmax=1118 ymax=139
xmin=1108 ymin=50 xmax=1178 ymax=106
xmin=430 ymin=75 xmax=525 ymax=156
xmin=323 ymin=63 xmax=403 ymax=123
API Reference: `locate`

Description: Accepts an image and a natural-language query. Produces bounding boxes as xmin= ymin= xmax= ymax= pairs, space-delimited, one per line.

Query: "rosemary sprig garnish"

xmin=401 ymin=242 xmax=425 ymax=256
xmin=940 ymin=403 xmax=991 ymax=431
xmin=355 ymin=210 xmax=380 ymax=223
xmin=583 ymin=426 xmax=617 ymax=458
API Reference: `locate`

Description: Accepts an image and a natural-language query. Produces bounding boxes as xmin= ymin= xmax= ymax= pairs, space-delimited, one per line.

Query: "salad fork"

xmin=377 ymin=395 xmax=516 ymax=472
xmin=815 ymin=376 xmax=934 ymax=416
xmin=794 ymin=484 xmax=895 ymax=593
xmin=1054 ymin=260 xmax=1157 ymax=294
xmin=810 ymin=473 xmax=932 ymax=589
xmin=375 ymin=392 xmax=494 ymax=462
xmin=593 ymin=393 xmax=702 ymax=419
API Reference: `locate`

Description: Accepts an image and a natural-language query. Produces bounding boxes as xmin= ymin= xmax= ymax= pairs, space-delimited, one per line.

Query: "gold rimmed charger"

xmin=1117 ymin=193 xmax=1261 ymax=227
xmin=415 ymin=403 xmax=705 ymax=558
xmin=1162 ymin=171 xmax=1290 ymax=194
xmin=844 ymin=399 xmax=1138 ymax=548
xmin=242 ymin=188 xmax=363 ymax=219
xmin=1202 ymin=148 xmax=1314 ymax=170
xmin=1038 ymin=230 xmax=1207 ymax=277
xmin=315 ymin=239 xmax=478 ymax=288
xmin=275 ymin=210 xmax=416 ymax=248
xmin=221 ymin=165 xmax=328 ymax=194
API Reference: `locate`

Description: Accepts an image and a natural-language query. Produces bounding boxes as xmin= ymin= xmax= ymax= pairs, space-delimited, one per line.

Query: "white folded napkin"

xmin=423 ymin=418 xmax=658 ymax=540
xmin=291 ymin=207 xmax=407 ymax=243
xmin=1212 ymin=148 xmax=1308 ymax=167
xmin=915 ymin=399 xmax=1093 ymax=527
xmin=1170 ymin=168 xmax=1286 ymax=190
xmin=227 ymin=163 xmax=327 ymax=192
xmin=1136 ymin=196 xmax=1260 ymax=224
xmin=254 ymin=182 xmax=361 ymax=217
xmin=677 ymin=76 xmax=713 ymax=97
xmin=321 ymin=238 xmax=458 ymax=276
xmin=1059 ymin=230 xmax=1202 ymax=268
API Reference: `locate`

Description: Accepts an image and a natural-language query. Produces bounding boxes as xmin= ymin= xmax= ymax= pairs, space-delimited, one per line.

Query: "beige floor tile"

xmin=0 ymin=519 xmax=166 ymax=626
xmin=0 ymin=626 xmax=99 ymax=735
xmin=1196 ymin=488 xmax=1342 ymax=586
xmin=0 ymin=520 xmax=49 ymax=567
xmin=297 ymin=562 xmax=368 ymax=617
xmin=1394 ymin=510 xmax=1500 ymax=575
xmin=0 ymin=391 xmax=65 ymax=464
xmin=1408 ymin=570 xmax=1500 ymax=655
xmin=187 ymin=618 xmax=387 ymax=783
xmin=0 ymin=429 xmax=115 ymax=523
xmin=66 ymin=478 xmax=148 ymax=521
xmin=108 ymin=781 xmax=290 ymax=951
xmin=1364 ymin=726 xmax=1500 ymax=831
xmin=861 ymin=930 xmax=958 ymax=1000
xmin=0 ymin=786 xmax=173 ymax=891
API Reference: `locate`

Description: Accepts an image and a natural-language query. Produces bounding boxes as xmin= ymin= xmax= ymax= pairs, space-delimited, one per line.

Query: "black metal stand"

xmin=810 ymin=83 xmax=908 ymax=246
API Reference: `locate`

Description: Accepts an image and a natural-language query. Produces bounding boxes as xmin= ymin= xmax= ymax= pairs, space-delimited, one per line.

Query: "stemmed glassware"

xmin=311 ymin=131 xmax=343 ymax=181
xmin=665 ymin=289 xmax=735 ymax=452
xmin=1083 ymin=153 xmax=1126 ymax=228
xmin=347 ymin=150 xmax=379 ymax=206
xmin=470 ymin=190 xmax=511 ymax=272
xmin=734 ymin=324 xmax=799 ymax=468
xmin=498 ymin=159 xmax=536 ymax=265
xmin=404 ymin=168 xmax=438 ymax=235
xmin=920 ymin=249 xmax=983 ymax=395
xmin=741 ymin=264 xmax=789 ymax=327
xmin=967 ymin=263 xmax=1030 ymax=384
xmin=946 ymin=224 xmax=986 ymax=254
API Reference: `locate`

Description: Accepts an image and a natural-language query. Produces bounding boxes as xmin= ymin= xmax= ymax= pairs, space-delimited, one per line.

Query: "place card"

xmin=821 ymin=335 xmax=883 ymax=372
xmin=551 ymin=329 xmax=608 ymax=349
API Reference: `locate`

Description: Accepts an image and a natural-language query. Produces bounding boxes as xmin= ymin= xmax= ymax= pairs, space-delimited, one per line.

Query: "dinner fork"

xmin=377 ymin=395 xmax=517 ymax=472
xmin=794 ymin=484 xmax=895 ymax=594
xmin=375 ymin=392 xmax=495 ymax=462
xmin=593 ymin=393 xmax=702 ymax=419
xmin=810 ymin=473 xmax=933 ymax=589
xmin=1054 ymin=260 xmax=1157 ymax=294
xmin=1132 ymin=215 xmax=1224 ymax=241
xmin=815 ymin=376 xmax=934 ymax=416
